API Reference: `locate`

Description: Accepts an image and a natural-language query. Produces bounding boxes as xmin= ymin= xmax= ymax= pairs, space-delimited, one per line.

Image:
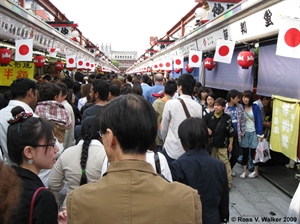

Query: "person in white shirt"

xmin=161 ymin=74 xmax=202 ymax=166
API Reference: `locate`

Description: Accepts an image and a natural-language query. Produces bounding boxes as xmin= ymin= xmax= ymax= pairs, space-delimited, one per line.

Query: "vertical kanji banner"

xmin=0 ymin=62 xmax=34 ymax=86
xmin=270 ymin=95 xmax=300 ymax=161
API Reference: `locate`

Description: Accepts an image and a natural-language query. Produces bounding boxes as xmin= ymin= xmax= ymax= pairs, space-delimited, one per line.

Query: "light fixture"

xmin=71 ymin=30 xmax=79 ymax=38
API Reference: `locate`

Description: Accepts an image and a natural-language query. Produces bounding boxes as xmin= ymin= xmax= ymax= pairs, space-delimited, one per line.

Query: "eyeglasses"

xmin=31 ymin=137 xmax=57 ymax=148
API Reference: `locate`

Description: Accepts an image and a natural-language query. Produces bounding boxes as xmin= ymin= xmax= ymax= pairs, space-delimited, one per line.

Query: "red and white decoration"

xmin=174 ymin=68 xmax=182 ymax=73
xmin=48 ymin=48 xmax=58 ymax=57
xmin=164 ymin=59 xmax=172 ymax=71
xmin=85 ymin=61 xmax=91 ymax=70
xmin=185 ymin=63 xmax=194 ymax=73
xmin=173 ymin=56 xmax=184 ymax=68
xmin=0 ymin=48 xmax=12 ymax=65
xmin=33 ymin=55 xmax=45 ymax=68
xmin=66 ymin=55 xmax=76 ymax=68
xmin=213 ymin=39 xmax=235 ymax=64
xmin=55 ymin=61 xmax=64 ymax=71
xmin=237 ymin=50 xmax=254 ymax=69
xmin=15 ymin=39 xmax=33 ymax=61
xmin=77 ymin=58 xmax=84 ymax=69
xmin=90 ymin=63 xmax=95 ymax=70
xmin=204 ymin=57 xmax=216 ymax=70
xmin=276 ymin=16 xmax=300 ymax=59
xmin=158 ymin=61 xmax=164 ymax=70
xmin=152 ymin=63 xmax=159 ymax=70
xmin=189 ymin=50 xmax=203 ymax=67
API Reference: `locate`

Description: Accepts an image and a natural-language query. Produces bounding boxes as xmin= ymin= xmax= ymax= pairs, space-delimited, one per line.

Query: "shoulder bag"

xmin=29 ymin=187 xmax=47 ymax=224
xmin=178 ymin=98 xmax=191 ymax=118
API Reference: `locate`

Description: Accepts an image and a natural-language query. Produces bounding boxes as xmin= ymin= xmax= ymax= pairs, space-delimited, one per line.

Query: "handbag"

xmin=29 ymin=187 xmax=46 ymax=224
xmin=253 ymin=139 xmax=271 ymax=163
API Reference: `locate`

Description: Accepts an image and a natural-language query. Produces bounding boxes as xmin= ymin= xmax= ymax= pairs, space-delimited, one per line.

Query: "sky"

xmin=50 ymin=0 xmax=198 ymax=56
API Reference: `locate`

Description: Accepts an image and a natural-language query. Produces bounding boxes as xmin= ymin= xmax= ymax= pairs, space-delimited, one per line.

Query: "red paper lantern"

xmin=204 ymin=57 xmax=216 ymax=70
xmin=68 ymin=67 xmax=75 ymax=71
xmin=174 ymin=68 xmax=181 ymax=73
xmin=185 ymin=63 xmax=194 ymax=73
xmin=237 ymin=50 xmax=254 ymax=69
xmin=33 ymin=55 xmax=45 ymax=68
xmin=0 ymin=48 xmax=12 ymax=65
xmin=55 ymin=61 xmax=64 ymax=71
xmin=166 ymin=70 xmax=172 ymax=73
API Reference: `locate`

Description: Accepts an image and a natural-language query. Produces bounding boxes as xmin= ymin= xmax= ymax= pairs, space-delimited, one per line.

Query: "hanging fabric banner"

xmin=270 ymin=95 xmax=300 ymax=161
xmin=0 ymin=61 xmax=34 ymax=86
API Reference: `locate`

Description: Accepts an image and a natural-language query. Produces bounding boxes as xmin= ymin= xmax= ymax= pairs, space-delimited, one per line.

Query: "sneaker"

xmin=248 ymin=171 xmax=258 ymax=178
xmin=231 ymin=170 xmax=236 ymax=177
xmin=240 ymin=172 xmax=246 ymax=179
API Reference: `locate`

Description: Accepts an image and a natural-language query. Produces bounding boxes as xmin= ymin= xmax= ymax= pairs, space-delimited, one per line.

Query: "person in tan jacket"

xmin=67 ymin=94 xmax=202 ymax=224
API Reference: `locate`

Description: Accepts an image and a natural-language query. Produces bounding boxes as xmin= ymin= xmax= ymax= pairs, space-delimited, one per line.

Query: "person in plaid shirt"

xmin=35 ymin=83 xmax=73 ymax=155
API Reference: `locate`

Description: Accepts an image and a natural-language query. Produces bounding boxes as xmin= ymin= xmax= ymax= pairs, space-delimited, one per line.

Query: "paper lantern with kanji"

xmin=55 ymin=61 xmax=64 ymax=71
xmin=0 ymin=48 xmax=12 ymax=65
xmin=174 ymin=68 xmax=181 ymax=73
xmin=33 ymin=55 xmax=45 ymax=68
xmin=237 ymin=50 xmax=254 ymax=69
xmin=204 ymin=57 xmax=216 ymax=70
xmin=185 ymin=63 xmax=194 ymax=73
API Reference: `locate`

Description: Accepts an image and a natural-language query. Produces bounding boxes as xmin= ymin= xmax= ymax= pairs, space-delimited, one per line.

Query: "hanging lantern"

xmin=185 ymin=63 xmax=194 ymax=73
xmin=68 ymin=67 xmax=75 ymax=71
xmin=204 ymin=57 xmax=216 ymax=70
xmin=55 ymin=61 xmax=64 ymax=71
xmin=174 ymin=68 xmax=181 ymax=73
xmin=0 ymin=48 xmax=12 ymax=66
xmin=33 ymin=55 xmax=45 ymax=68
xmin=237 ymin=50 xmax=254 ymax=69
xmin=166 ymin=70 xmax=172 ymax=73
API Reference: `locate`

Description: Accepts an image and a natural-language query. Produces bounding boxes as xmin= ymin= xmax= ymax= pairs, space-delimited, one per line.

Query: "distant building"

xmin=110 ymin=50 xmax=137 ymax=73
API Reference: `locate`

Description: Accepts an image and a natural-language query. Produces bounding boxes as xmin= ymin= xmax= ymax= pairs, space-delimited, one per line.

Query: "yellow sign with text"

xmin=0 ymin=62 xmax=34 ymax=86
xmin=270 ymin=95 xmax=300 ymax=161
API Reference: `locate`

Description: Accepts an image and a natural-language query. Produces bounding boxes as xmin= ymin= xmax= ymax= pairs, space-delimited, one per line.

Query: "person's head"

xmin=178 ymin=117 xmax=208 ymax=151
xmin=42 ymin=75 xmax=52 ymax=83
xmin=131 ymin=83 xmax=142 ymax=96
xmin=226 ymin=89 xmax=241 ymax=105
xmin=90 ymin=79 xmax=109 ymax=102
xmin=177 ymin=73 xmax=195 ymax=96
xmin=61 ymin=77 xmax=74 ymax=89
xmin=10 ymin=78 xmax=38 ymax=110
xmin=74 ymin=72 xmax=84 ymax=83
xmin=214 ymin=97 xmax=226 ymax=114
xmin=0 ymin=91 xmax=12 ymax=110
xmin=164 ymin=79 xmax=177 ymax=96
xmin=126 ymin=75 xmax=132 ymax=83
xmin=56 ymin=82 xmax=69 ymax=102
xmin=205 ymin=92 xmax=216 ymax=107
xmin=80 ymin=83 xmax=92 ymax=100
xmin=0 ymin=162 xmax=22 ymax=224
xmin=154 ymin=73 xmax=164 ymax=84
xmin=108 ymin=82 xmax=121 ymax=101
xmin=99 ymin=94 xmax=157 ymax=162
xmin=141 ymin=74 xmax=149 ymax=84
xmin=7 ymin=106 xmax=58 ymax=172
xmin=198 ymin=86 xmax=209 ymax=101
xmin=241 ymin=90 xmax=254 ymax=106
xmin=120 ymin=83 xmax=132 ymax=95
xmin=79 ymin=116 xmax=101 ymax=185
xmin=260 ymin=95 xmax=271 ymax=107
xmin=73 ymin=81 xmax=81 ymax=95
xmin=38 ymin=83 xmax=62 ymax=102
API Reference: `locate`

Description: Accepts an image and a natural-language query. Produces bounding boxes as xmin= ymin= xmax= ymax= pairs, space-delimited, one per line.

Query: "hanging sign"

xmin=0 ymin=61 xmax=34 ymax=86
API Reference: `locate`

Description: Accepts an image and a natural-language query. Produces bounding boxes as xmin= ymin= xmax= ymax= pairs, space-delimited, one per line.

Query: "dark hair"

xmin=10 ymin=78 xmax=37 ymax=99
xmin=38 ymin=83 xmax=61 ymax=101
xmin=61 ymin=77 xmax=74 ymax=89
xmin=92 ymin=79 xmax=109 ymax=101
xmin=42 ymin=75 xmax=52 ymax=82
xmin=120 ymin=83 xmax=132 ymax=95
xmin=198 ymin=86 xmax=209 ymax=100
xmin=131 ymin=83 xmax=142 ymax=95
xmin=126 ymin=75 xmax=132 ymax=82
xmin=241 ymin=90 xmax=254 ymax=106
xmin=0 ymin=161 xmax=22 ymax=224
xmin=56 ymin=82 xmax=68 ymax=96
xmin=226 ymin=89 xmax=240 ymax=102
xmin=141 ymin=74 xmax=149 ymax=84
xmin=109 ymin=82 xmax=121 ymax=97
xmin=164 ymin=80 xmax=177 ymax=96
xmin=178 ymin=117 xmax=208 ymax=150
xmin=7 ymin=106 xmax=54 ymax=165
xmin=74 ymin=72 xmax=84 ymax=83
xmin=260 ymin=95 xmax=271 ymax=101
xmin=100 ymin=94 xmax=157 ymax=154
xmin=79 ymin=116 xmax=101 ymax=186
xmin=177 ymin=74 xmax=195 ymax=96
xmin=205 ymin=92 xmax=216 ymax=103
xmin=214 ymin=97 xmax=226 ymax=107
xmin=73 ymin=81 xmax=81 ymax=95
xmin=0 ymin=91 xmax=12 ymax=109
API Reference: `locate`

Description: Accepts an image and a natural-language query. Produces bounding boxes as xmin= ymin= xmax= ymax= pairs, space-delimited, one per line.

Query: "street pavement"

xmin=229 ymin=164 xmax=293 ymax=224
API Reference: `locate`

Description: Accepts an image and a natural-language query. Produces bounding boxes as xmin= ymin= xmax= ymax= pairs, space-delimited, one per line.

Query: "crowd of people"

xmin=0 ymin=71 xmax=274 ymax=224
